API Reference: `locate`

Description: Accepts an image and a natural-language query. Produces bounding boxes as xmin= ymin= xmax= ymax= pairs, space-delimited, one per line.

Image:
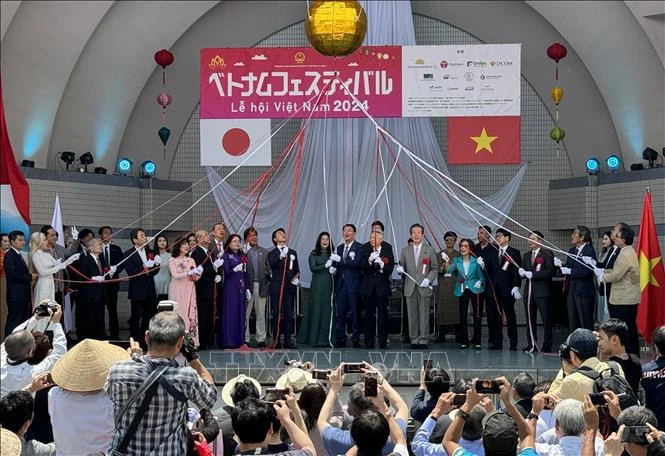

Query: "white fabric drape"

xmin=206 ymin=1 xmax=526 ymax=286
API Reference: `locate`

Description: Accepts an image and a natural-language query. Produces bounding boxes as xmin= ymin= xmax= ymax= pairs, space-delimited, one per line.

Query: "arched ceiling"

xmin=1 ymin=1 xmax=663 ymax=178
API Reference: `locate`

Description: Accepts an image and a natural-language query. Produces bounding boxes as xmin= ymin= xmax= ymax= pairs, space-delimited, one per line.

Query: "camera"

xmin=180 ymin=333 xmax=198 ymax=362
xmin=364 ymin=372 xmax=378 ymax=397
xmin=312 ymin=369 xmax=330 ymax=380
xmin=621 ymin=426 xmax=650 ymax=444
xmin=587 ymin=393 xmax=607 ymax=406
xmin=157 ymin=300 xmax=176 ymax=312
xmin=264 ymin=388 xmax=289 ymax=401
xmin=453 ymin=394 xmax=467 ymax=406
xmin=475 ymin=379 xmax=501 ymax=394
xmin=343 ymin=362 xmax=364 ymax=374
xmin=34 ymin=300 xmax=58 ymax=317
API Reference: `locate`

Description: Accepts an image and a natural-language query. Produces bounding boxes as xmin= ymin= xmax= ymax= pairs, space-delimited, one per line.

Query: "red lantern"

xmin=546 ymin=43 xmax=567 ymax=80
xmin=154 ymin=49 xmax=174 ymax=84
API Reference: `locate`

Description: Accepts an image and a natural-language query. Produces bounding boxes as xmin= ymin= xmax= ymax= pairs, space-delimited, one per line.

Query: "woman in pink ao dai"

xmin=168 ymin=238 xmax=201 ymax=346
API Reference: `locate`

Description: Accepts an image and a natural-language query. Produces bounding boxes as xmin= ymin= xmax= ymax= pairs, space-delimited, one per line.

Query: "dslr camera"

xmin=34 ymin=300 xmax=59 ymax=317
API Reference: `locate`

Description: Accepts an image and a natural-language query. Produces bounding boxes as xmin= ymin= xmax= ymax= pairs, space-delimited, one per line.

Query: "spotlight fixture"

xmin=605 ymin=154 xmax=621 ymax=172
xmin=78 ymin=151 xmax=94 ymax=171
xmin=94 ymin=167 xmax=107 ymax=175
xmin=60 ymin=151 xmax=76 ymax=171
xmin=21 ymin=160 xmax=35 ymax=168
xmin=585 ymin=157 xmax=600 ymax=175
xmin=116 ymin=157 xmax=133 ymax=176
xmin=643 ymin=147 xmax=659 ymax=168
xmin=630 ymin=163 xmax=644 ymax=171
xmin=140 ymin=160 xmax=156 ymax=178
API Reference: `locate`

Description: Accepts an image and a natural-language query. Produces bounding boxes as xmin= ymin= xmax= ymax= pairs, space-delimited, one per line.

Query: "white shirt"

xmin=535 ymin=434 xmax=605 ymax=456
xmin=48 ymin=387 xmax=115 ymax=456
xmin=135 ymin=246 xmax=147 ymax=264
xmin=0 ymin=319 xmax=67 ymax=398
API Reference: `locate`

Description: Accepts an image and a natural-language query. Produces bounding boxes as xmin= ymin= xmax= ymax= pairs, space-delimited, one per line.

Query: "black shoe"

xmin=410 ymin=343 xmax=419 ymax=349
xmin=284 ymin=341 xmax=297 ymax=349
xmin=352 ymin=341 xmax=361 ymax=349
xmin=541 ymin=346 xmax=551 ymax=353
xmin=522 ymin=345 xmax=534 ymax=353
xmin=488 ymin=344 xmax=502 ymax=350
xmin=420 ymin=344 xmax=428 ymax=349
xmin=365 ymin=344 xmax=375 ymax=349
xmin=379 ymin=343 xmax=388 ymax=349
xmin=257 ymin=341 xmax=267 ymax=348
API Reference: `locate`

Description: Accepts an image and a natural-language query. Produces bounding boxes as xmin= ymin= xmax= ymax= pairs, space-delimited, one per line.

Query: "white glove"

xmin=441 ymin=251 xmax=450 ymax=262
xmin=67 ymin=253 xmax=81 ymax=263
xmin=369 ymin=251 xmax=380 ymax=262
xmin=348 ymin=251 xmax=355 ymax=260
xmin=511 ymin=287 xmax=522 ymax=300
xmin=55 ymin=258 xmax=63 ymax=265
xmin=518 ymin=267 xmax=526 ymax=278
xmin=524 ymin=271 xmax=533 ymax=279
xmin=325 ymin=259 xmax=333 ymax=268
xmin=289 ymin=254 xmax=295 ymax=261
xmin=233 ymin=264 xmax=243 ymax=272
xmin=476 ymin=256 xmax=485 ymax=269
xmin=554 ymin=257 xmax=563 ymax=268
xmin=420 ymin=278 xmax=430 ymax=288
xmin=195 ymin=265 xmax=204 ymax=275
xmin=187 ymin=268 xmax=199 ymax=276
xmin=145 ymin=260 xmax=155 ymax=268
xmin=91 ymin=275 xmax=104 ymax=282
xmin=70 ymin=225 xmax=79 ymax=240
xmin=291 ymin=277 xmax=300 ymax=286
xmin=373 ymin=257 xmax=385 ymax=268
xmin=594 ymin=268 xmax=604 ymax=278
xmin=153 ymin=255 xmax=161 ymax=265
xmin=104 ymin=265 xmax=117 ymax=277
xmin=329 ymin=266 xmax=336 ymax=274
xmin=582 ymin=256 xmax=597 ymax=267
xmin=215 ymin=274 xmax=222 ymax=283
xmin=246 ymin=289 xmax=252 ymax=301
xmin=560 ymin=267 xmax=571 ymax=275
xmin=395 ymin=265 xmax=405 ymax=274
xmin=279 ymin=247 xmax=288 ymax=259
xmin=213 ymin=258 xmax=224 ymax=269
xmin=330 ymin=253 xmax=341 ymax=262
xmin=57 ymin=262 xmax=69 ymax=271
xmin=474 ymin=280 xmax=482 ymax=289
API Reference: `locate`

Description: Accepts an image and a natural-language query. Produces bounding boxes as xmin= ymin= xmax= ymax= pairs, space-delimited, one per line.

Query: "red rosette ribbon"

xmin=241 ymin=256 xmax=247 ymax=264
xmin=147 ymin=252 xmax=155 ymax=261
xmin=381 ymin=256 xmax=389 ymax=266
xmin=421 ymin=257 xmax=429 ymax=274
xmin=422 ymin=258 xmax=429 ymax=264
xmin=535 ymin=258 xmax=544 ymax=264
xmin=102 ymin=266 xmax=110 ymax=274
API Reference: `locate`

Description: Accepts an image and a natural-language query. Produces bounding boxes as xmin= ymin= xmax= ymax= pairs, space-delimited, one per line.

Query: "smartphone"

xmin=423 ymin=359 xmax=433 ymax=371
xmin=587 ymin=393 xmax=607 ymax=406
xmin=264 ymin=388 xmax=289 ymax=401
xmin=108 ymin=340 xmax=132 ymax=350
xmin=312 ymin=369 xmax=330 ymax=380
xmin=45 ymin=372 xmax=54 ymax=385
xmin=452 ymin=393 xmax=466 ymax=406
xmin=475 ymin=380 xmax=501 ymax=394
xmin=621 ymin=426 xmax=650 ymax=444
xmin=543 ymin=396 xmax=553 ymax=410
xmin=364 ymin=372 xmax=378 ymax=397
xmin=343 ymin=362 xmax=364 ymax=374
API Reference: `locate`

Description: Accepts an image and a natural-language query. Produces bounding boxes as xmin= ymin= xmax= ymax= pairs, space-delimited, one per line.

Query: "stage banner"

xmin=402 ymin=44 xmax=521 ymax=117
xmin=200 ymin=46 xmax=402 ymax=119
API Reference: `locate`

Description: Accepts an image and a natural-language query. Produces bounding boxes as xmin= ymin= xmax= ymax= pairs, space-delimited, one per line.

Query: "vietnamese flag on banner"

xmin=636 ymin=189 xmax=665 ymax=343
xmin=447 ymin=116 xmax=520 ymax=164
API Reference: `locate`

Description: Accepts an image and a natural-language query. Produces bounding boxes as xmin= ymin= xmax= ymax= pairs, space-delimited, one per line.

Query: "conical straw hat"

xmin=51 ymin=339 xmax=130 ymax=392
xmin=0 ymin=428 xmax=22 ymax=456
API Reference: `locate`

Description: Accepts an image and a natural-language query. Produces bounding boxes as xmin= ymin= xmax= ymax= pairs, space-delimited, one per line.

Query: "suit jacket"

xmin=598 ymin=246 xmax=620 ymax=298
xmin=399 ymin=243 xmax=439 ymax=298
xmin=267 ymin=247 xmax=300 ymax=295
xmin=564 ymin=243 xmax=597 ymax=298
xmin=521 ymin=248 xmax=555 ymax=298
xmin=334 ymin=241 xmax=363 ymax=293
xmin=488 ymin=245 xmax=522 ymax=296
xmin=602 ymin=246 xmax=640 ymax=305
xmin=53 ymin=240 xmax=80 ymax=261
xmin=359 ymin=241 xmax=395 ymax=298
xmin=123 ymin=247 xmax=158 ymax=301
xmin=447 ymin=256 xmax=485 ymax=297
xmin=3 ymin=248 xmax=32 ymax=302
xmin=74 ymin=253 xmax=106 ymax=303
xmin=100 ymin=243 xmax=124 ymax=291
xmin=246 ymin=245 xmax=271 ymax=297
xmin=191 ymin=246 xmax=217 ymax=300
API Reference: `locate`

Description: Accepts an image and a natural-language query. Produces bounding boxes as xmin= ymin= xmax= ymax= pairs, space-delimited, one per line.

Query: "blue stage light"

xmin=140 ymin=160 xmax=156 ymax=178
xmin=117 ymin=158 xmax=133 ymax=175
xmin=585 ymin=157 xmax=600 ymax=175
xmin=606 ymin=154 xmax=621 ymax=172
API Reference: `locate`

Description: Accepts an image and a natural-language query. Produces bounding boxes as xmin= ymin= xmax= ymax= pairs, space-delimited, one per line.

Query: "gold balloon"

xmin=551 ymin=86 xmax=564 ymax=105
xmin=305 ymin=0 xmax=368 ymax=57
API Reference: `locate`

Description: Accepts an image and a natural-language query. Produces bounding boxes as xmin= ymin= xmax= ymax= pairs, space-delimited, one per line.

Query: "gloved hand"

xmin=70 ymin=225 xmax=79 ymax=240
xmin=233 ymin=264 xmax=243 ymax=272
xmin=441 ymin=252 xmax=450 ymax=262
xmin=153 ymin=255 xmax=162 ymax=265
xmin=560 ymin=267 xmax=571 ymax=275
xmin=594 ymin=268 xmax=604 ymax=278
xmin=67 ymin=253 xmax=81 ymax=264
xmin=420 ymin=278 xmax=431 ymax=288
xmin=325 ymin=259 xmax=333 ymax=269
xmin=474 ymin=280 xmax=482 ymax=289
xmin=476 ymin=256 xmax=485 ymax=269
xmin=582 ymin=256 xmax=597 ymax=267
xmin=289 ymin=254 xmax=295 ymax=262
xmin=55 ymin=258 xmax=63 ymax=265
xmin=279 ymin=247 xmax=288 ymax=259
xmin=91 ymin=275 xmax=104 ymax=282
xmin=108 ymin=265 xmax=117 ymax=276
xmin=330 ymin=253 xmax=341 ymax=262
xmin=187 ymin=268 xmax=199 ymax=277
xmin=246 ymin=289 xmax=252 ymax=301
xmin=329 ymin=266 xmax=336 ymax=274
xmin=291 ymin=277 xmax=300 ymax=286
xmin=554 ymin=257 xmax=563 ymax=268
xmin=373 ymin=257 xmax=385 ymax=268
xmin=214 ymin=274 xmax=222 ymax=283
xmin=213 ymin=258 xmax=224 ymax=269
xmin=524 ymin=271 xmax=533 ymax=279
xmin=395 ymin=265 xmax=405 ymax=274
xmin=348 ymin=251 xmax=355 ymax=260
xmin=145 ymin=260 xmax=155 ymax=268
xmin=511 ymin=287 xmax=522 ymax=300
xmin=518 ymin=267 xmax=526 ymax=278
xmin=57 ymin=262 xmax=69 ymax=271
xmin=369 ymin=251 xmax=380 ymax=262
xmin=195 ymin=265 xmax=204 ymax=275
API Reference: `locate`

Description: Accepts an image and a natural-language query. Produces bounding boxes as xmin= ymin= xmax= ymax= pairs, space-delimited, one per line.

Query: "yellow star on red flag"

xmin=640 ymin=251 xmax=662 ymax=291
xmin=470 ymin=128 xmax=498 ymax=154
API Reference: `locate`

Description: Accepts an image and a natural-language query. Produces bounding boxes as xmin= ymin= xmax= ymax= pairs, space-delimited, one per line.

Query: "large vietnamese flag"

xmin=636 ymin=189 xmax=665 ymax=343
xmin=448 ymin=116 xmax=520 ymax=164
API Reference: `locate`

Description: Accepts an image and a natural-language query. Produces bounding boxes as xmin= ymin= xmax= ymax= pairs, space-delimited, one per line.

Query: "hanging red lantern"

xmin=546 ymin=43 xmax=567 ymax=80
xmin=154 ymin=49 xmax=174 ymax=84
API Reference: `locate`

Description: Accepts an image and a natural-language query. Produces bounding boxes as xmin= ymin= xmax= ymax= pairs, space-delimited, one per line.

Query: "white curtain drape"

xmin=206 ymin=1 xmax=526 ymax=286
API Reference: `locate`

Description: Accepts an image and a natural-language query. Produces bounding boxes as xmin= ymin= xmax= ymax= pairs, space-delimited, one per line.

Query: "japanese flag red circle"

xmin=221 ymin=128 xmax=250 ymax=156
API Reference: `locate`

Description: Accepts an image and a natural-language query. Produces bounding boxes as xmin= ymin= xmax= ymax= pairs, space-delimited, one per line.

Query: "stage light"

xmin=643 ymin=147 xmax=659 ymax=168
xmin=605 ymin=154 xmax=621 ymax=172
xmin=116 ymin=157 xmax=133 ymax=176
xmin=140 ymin=160 xmax=156 ymax=178
xmin=21 ymin=160 xmax=35 ymax=168
xmin=630 ymin=163 xmax=644 ymax=171
xmin=60 ymin=151 xmax=76 ymax=171
xmin=94 ymin=167 xmax=107 ymax=174
xmin=585 ymin=157 xmax=600 ymax=175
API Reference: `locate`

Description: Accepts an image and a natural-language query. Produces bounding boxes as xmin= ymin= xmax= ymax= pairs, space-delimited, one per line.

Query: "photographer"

xmin=0 ymin=303 xmax=66 ymax=398
xmin=410 ymin=366 xmax=451 ymax=423
xmin=104 ymin=311 xmax=217 ymax=455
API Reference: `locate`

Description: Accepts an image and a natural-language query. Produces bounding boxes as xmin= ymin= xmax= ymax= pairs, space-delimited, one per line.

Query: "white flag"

xmin=51 ymin=193 xmax=64 ymax=247
xmin=200 ymin=118 xmax=272 ymax=166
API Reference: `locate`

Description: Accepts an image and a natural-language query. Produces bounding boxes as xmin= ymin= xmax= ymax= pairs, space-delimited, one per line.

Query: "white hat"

xmin=0 ymin=428 xmax=22 ymax=456
xmin=275 ymin=368 xmax=314 ymax=392
xmin=221 ymin=374 xmax=262 ymax=406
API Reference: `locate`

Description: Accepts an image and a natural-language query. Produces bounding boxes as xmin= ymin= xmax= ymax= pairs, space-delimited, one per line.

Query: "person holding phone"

xmin=410 ymin=365 xmax=451 ymax=422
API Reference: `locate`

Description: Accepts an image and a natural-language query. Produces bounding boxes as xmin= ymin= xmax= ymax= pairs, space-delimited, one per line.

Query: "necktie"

xmin=499 ymin=248 xmax=504 ymax=261
xmin=531 ymin=250 xmax=537 ymax=264
xmin=217 ymin=241 xmax=223 ymax=254
xmin=414 ymin=245 xmax=420 ymax=262
xmin=104 ymin=245 xmax=109 ymax=264
xmin=95 ymin=256 xmax=102 ymax=274
xmin=343 ymin=244 xmax=349 ymax=259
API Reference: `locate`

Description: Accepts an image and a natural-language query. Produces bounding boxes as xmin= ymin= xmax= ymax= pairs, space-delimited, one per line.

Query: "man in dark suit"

xmin=333 ymin=223 xmax=364 ymax=348
xmin=67 ymin=227 xmax=94 ymax=340
xmin=596 ymin=236 xmax=620 ymax=307
xmin=3 ymin=231 xmax=32 ymax=334
xmin=471 ymin=225 xmax=494 ymax=348
xmin=519 ymin=231 xmax=555 ymax=353
xmin=485 ymin=228 xmax=522 ymax=351
xmin=267 ymin=228 xmax=300 ymax=349
xmin=555 ymin=225 xmax=597 ymax=331
xmin=123 ymin=228 xmax=160 ymax=346
xmin=72 ymin=238 xmax=107 ymax=340
xmin=209 ymin=222 xmax=226 ymax=346
xmin=243 ymin=226 xmax=271 ymax=348
xmin=99 ymin=226 xmax=124 ymax=339
xmin=191 ymin=230 xmax=216 ymax=349
xmin=359 ymin=222 xmax=394 ymax=349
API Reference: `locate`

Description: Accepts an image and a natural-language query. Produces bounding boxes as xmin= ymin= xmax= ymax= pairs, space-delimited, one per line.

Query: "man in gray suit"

xmin=396 ymin=223 xmax=439 ymax=349
xmin=243 ymin=226 xmax=271 ymax=348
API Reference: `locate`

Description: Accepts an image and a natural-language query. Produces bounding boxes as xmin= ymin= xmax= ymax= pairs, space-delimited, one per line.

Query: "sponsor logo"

xmin=490 ymin=60 xmax=513 ymax=66
xmin=440 ymin=60 xmax=448 ymax=68
xmin=464 ymin=72 xmax=474 ymax=82
xmin=456 ymin=49 xmax=465 ymax=54
xmin=465 ymin=86 xmax=475 ymax=91
xmin=294 ymin=52 xmax=306 ymax=64
xmin=415 ymin=58 xmax=425 ymax=65
xmin=423 ymin=73 xmax=434 ymax=79
xmin=480 ymin=74 xmax=502 ymax=80
xmin=447 ymin=87 xmax=459 ymax=91
xmin=442 ymin=74 xmax=450 ymax=80
xmin=467 ymin=60 xmax=487 ymax=67
xmin=208 ymin=55 xmax=227 ymax=71
xmin=429 ymin=85 xmax=444 ymax=90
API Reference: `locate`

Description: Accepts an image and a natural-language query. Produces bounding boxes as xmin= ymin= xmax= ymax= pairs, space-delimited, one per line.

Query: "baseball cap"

xmin=481 ymin=410 xmax=518 ymax=454
xmin=566 ymin=328 xmax=598 ymax=359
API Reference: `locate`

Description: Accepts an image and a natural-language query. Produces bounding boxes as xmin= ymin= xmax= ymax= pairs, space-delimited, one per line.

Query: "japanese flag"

xmin=200 ymin=118 xmax=272 ymax=166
